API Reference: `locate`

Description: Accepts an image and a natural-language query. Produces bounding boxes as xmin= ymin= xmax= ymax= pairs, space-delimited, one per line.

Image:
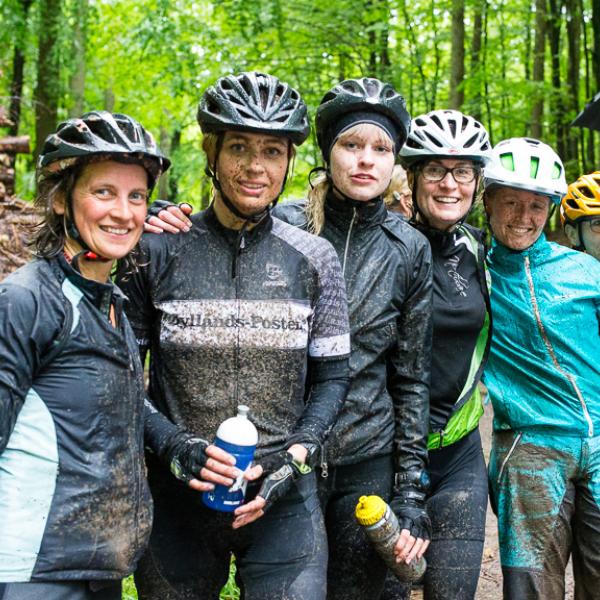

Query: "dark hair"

xmin=33 ymin=164 xmax=84 ymax=258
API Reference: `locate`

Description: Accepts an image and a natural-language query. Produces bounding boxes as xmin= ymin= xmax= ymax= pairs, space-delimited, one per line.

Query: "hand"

xmin=389 ymin=494 xmax=432 ymax=564
xmin=144 ymin=200 xmax=193 ymax=234
xmin=393 ymin=528 xmax=430 ymax=565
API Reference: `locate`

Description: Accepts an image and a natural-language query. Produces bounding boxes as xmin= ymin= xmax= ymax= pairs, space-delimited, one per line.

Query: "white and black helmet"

xmin=484 ymin=137 xmax=567 ymax=204
xmin=400 ymin=109 xmax=491 ymax=167
xmin=197 ymin=72 xmax=310 ymax=145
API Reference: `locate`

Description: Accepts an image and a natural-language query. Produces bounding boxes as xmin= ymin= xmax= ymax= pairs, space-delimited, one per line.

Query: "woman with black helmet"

xmin=148 ymin=77 xmax=433 ymax=600
xmin=116 ymin=72 xmax=351 ymax=600
xmin=270 ymin=77 xmax=433 ymax=600
xmin=0 ymin=111 xmax=209 ymax=600
xmin=382 ymin=110 xmax=493 ymax=600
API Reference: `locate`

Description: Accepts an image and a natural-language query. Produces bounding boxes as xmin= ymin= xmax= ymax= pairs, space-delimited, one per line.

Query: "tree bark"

xmin=69 ymin=0 xmax=88 ymax=117
xmin=34 ymin=0 xmax=63 ymax=160
xmin=0 ymin=136 xmax=31 ymax=153
xmin=548 ymin=0 xmax=566 ymax=158
xmin=450 ymin=0 xmax=465 ymax=109
xmin=469 ymin=0 xmax=485 ymax=121
xmin=565 ymin=0 xmax=581 ymax=164
xmin=9 ymin=0 xmax=34 ymax=137
xmin=531 ymin=0 xmax=547 ymax=138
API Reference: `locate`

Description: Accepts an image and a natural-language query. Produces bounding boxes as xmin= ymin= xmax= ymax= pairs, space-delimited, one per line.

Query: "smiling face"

xmin=329 ymin=123 xmax=396 ymax=202
xmin=485 ymin=186 xmax=551 ymax=251
xmin=54 ymin=160 xmax=148 ymax=280
xmin=215 ymin=131 xmax=290 ymax=217
xmin=414 ymin=158 xmax=478 ymax=231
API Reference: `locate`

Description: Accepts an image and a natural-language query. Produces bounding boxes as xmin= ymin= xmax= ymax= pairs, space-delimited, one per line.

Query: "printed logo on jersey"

xmin=157 ymin=299 xmax=312 ymax=349
xmin=444 ymin=255 xmax=469 ymax=297
xmin=264 ymin=263 xmax=287 ymax=288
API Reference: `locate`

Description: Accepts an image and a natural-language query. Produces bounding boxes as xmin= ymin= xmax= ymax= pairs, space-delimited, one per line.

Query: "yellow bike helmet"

xmin=560 ymin=172 xmax=600 ymax=225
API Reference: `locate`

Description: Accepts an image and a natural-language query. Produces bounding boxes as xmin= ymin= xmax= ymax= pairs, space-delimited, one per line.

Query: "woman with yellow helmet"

xmin=561 ymin=172 xmax=600 ymax=260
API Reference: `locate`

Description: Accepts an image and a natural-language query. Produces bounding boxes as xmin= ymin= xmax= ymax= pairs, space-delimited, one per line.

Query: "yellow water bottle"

xmin=355 ymin=495 xmax=427 ymax=582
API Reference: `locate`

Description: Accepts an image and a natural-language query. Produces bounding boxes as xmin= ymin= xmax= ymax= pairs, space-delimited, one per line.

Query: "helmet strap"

xmin=208 ymin=135 xmax=292 ymax=227
xmin=64 ymin=193 xmax=110 ymax=268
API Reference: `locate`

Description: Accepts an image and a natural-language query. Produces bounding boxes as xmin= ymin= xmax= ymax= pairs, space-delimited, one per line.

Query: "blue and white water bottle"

xmin=202 ymin=405 xmax=258 ymax=512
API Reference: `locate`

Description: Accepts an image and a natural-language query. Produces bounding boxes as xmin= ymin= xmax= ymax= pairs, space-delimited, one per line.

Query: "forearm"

xmin=288 ymin=356 xmax=350 ymax=448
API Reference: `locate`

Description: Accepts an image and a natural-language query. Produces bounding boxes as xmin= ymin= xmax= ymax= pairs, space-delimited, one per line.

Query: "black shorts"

xmin=0 ymin=581 xmax=121 ymax=600
xmin=135 ymin=468 xmax=327 ymax=600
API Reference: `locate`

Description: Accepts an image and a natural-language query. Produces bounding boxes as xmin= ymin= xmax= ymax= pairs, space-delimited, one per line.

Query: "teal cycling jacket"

xmin=484 ymin=233 xmax=600 ymax=436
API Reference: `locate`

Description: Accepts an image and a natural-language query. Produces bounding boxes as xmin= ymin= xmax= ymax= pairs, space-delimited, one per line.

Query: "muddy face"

xmin=215 ymin=131 xmax=290 ymax=217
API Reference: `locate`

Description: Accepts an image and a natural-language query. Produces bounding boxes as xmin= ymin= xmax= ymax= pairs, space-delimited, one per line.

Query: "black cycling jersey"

xmin=420 ymin=226 xmax=488 ymax=432
xmin=117 ymin=205 xmax=351 ymax=458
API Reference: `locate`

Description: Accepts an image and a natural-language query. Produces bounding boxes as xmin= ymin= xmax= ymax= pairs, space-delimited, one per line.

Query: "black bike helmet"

xmin=197 ymin=72 xmax=310 ymax=145
xmin=38 ymin=111 xmax=170 ymax=188
xmin=315 ymin=78 xmax=411 ymax=160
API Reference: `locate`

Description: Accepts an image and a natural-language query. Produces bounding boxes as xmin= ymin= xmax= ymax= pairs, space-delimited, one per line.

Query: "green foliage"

xmin=1 ymin=0 xmax=598 ymax=200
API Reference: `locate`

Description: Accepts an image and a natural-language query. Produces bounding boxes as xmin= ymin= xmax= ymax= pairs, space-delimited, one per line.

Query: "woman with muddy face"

xmin=380 ymin=110 xmax=494 ymax=600
xmin=483 ymin=138 xmax=600 ymax=599
xmin=0 ymin=111 xmax=199 ymax=599
xmin=116 ymin=72 xmax=351 ymax=600
xmin=270 ymin=77 xmax=433 ymax=600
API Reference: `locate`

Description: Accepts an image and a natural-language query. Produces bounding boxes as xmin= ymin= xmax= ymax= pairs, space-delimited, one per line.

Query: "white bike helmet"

xmin=484 ymin=137 xmax=567 ymax=204
xmin=400 ymin=109 xmax=491 ymax=166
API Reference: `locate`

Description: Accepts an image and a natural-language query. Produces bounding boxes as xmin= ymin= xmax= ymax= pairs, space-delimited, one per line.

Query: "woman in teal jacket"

xmin=483 ymin=137 xmax=600 ymax=600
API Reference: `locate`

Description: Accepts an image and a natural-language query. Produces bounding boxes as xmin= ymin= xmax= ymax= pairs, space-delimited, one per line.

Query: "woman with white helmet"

xmin=383 ymin=109 xmax=493 ymax=600
xmin=483 ymin=138 xmax=600 ymax=599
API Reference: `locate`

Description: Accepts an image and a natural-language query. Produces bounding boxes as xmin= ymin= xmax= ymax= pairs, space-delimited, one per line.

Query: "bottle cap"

xmin=355 ymin=495 xmax=387 ymax=525
xmin=237 ymin=405 xmax=250 ymax=418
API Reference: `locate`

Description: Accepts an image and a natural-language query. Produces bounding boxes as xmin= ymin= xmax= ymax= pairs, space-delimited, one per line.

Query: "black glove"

xmin=164 ymin=432 xmax=209 ymax=484
xmin=146 ymin=199 xmax=176 ymax=221
xmin=390 ymin=469 xmax=432 ymax=540
xmin=256 ymin=451 xmax=310 ymax=511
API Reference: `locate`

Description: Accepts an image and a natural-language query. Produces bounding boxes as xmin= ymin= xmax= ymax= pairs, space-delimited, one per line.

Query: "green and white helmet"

xmin=484 ymin=137 xmax=567 ymax=204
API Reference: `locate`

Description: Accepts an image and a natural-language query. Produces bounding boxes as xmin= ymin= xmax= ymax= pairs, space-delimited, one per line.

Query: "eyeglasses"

xmin=420 ymin=164 xmax=480 ymax=184
xmin=588 ymin=218 xmax=600 ymax=233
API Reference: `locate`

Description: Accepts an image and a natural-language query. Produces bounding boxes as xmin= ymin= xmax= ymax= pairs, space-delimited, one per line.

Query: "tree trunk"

xmin=469 ymin=0 xmax=485 ymax=121
xmin=548 ymin=0 xmax=566 ymax=158
xmin=34 ymin=0 xmax=63 ymax=160
xmin=449 ymin=0 xmax=465 ymax=109
xmin=0 ymin=136 xmax=31 ymax=153
xmin=69 ymin=0 xmax=88 ymax=117
xmin=531 ymin=0 xmax=547 ymax=138
xmin=565 ymin=0 xmax=581 ymax=164
xmin=582 ymin=0 xmax=594 ymax=169
xmin=593 ymin=0 xmax=600 ymax=90
xmin=8 ymin=0 xmax=34 ymax=137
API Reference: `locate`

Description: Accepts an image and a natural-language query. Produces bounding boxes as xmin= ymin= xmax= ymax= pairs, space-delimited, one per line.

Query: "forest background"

xmin=1 ymin=0 xmax=599 ymax=226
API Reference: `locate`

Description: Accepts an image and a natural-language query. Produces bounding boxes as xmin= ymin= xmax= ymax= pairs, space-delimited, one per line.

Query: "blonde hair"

xmin=305 ymin=123 xmax=395 ymax=234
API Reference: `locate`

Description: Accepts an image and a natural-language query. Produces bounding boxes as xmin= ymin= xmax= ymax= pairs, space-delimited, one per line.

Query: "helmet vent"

xmin=500 ymin=153 xmax=515 ymax=171
xmin=424 ymin=131 xmax=443 ymax=148
xmin=430 ymin=114 xmax=443 ymax=130
xmin=551 ymin=162 xmax=562 ymax=179
xmin=567 ymin=198 xmax=579 ymax=209
xmin=530 ymin=156 xmax=540 ymax=178
xmin=580 ymin=185 xmax=594 ymax=198
xmin=463 ymin=133 xmax=478 ymax=148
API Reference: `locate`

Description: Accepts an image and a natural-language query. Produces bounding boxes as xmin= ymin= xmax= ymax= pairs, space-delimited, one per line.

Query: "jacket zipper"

xmin=342 ymin=208 xmax=357 ymax=276
xmin=524 ymin=255 xmax=593 ymax=437
xmin=233 ymin=234 xmax=245 ymax=407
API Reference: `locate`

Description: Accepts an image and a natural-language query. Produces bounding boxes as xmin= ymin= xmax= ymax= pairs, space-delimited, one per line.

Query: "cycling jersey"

xmin=118 ymin=205 xmax=351 ymax=455
xmin=0 ymin=256 xmax=152 ymax=583
xmin=415 ymin=223 xmax=491 ymax=448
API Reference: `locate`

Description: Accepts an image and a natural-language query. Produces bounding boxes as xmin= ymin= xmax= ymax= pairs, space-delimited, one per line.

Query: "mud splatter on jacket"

xmin=0 ymin=256 xmax=153 ymax=582
xmin=484 ymin=233 xmax=600 ymax=435
xmin=117 ymin=207 xmax=351 ymax=458
xmin=274 ymin=195 xmax=431 ymax=475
